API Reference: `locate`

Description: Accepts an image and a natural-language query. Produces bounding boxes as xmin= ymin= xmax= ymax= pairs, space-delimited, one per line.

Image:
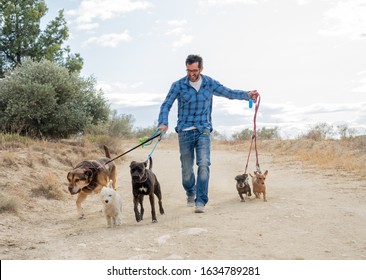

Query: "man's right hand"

xmin=159 ymin=125 xmax=168 ymax=134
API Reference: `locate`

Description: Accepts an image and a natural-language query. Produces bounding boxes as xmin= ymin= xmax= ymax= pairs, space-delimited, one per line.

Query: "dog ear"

xmin=144 ymin=160 xmax=148 ymax=167
xmin=130 ymin=161 xmax=136 ymax=168
xmin=249 ymin=173 xmax=253 ymax=177
xmin=264 ymin=170 xmax=268 ymax=176
xmin=84 ymin=170 xmax=93 ymax=179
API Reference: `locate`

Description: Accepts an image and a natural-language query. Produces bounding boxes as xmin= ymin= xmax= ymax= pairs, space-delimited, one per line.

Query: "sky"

xmin=43 ymin=0 xmax=366 ymax=138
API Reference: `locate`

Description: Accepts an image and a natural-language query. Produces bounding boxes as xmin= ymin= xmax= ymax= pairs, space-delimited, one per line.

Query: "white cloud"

xmin=165 ymin=27 xmax=185 ymax=36
xmin=106 ymin=92 xmax=163 ymax=107
xmin=161 ymin=19 xmax=192 ymax=48
xmin=67 ymin=0 xmax=153 ymax=30
xmin=296 ymin=0 xmax=311 ymax=5
xmin=198 ymin=0 xmax=258 ymax=7
xmin=83 ymin=31 xmax=132 ymax=47
xmin=353 ymin=71 xmax=366 ymax=93
xmin=319 ymin=0 xmax=366 ymax=40
xmin=172 ymin=34 xmax=193 ymax=48
xmin=167 ymin=19 xmax=188 ymax=27
xmin=97 ymin=80 xmax=162 ymax=107
xmin=213 ymin=99 xmax=366 ymax=138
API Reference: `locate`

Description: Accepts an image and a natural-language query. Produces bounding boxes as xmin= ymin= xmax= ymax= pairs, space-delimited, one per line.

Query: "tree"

xmin=0 ymin=59 xmax=109 ymax=138
xmin=257 ymin=127 xmax=281 ymax=140
xmin=0 ymin=0 xmax=83 ymax=77
xmin=107 ymin=110 xmax=135 ymax=139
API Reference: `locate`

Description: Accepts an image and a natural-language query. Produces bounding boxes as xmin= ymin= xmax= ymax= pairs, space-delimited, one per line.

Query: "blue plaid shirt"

xmin=158 ymin=74 xmax=250 ymax=133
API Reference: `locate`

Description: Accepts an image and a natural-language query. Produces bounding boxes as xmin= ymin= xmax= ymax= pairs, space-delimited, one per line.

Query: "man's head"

xmin=186 ymin=54 xmax=203 ymax=82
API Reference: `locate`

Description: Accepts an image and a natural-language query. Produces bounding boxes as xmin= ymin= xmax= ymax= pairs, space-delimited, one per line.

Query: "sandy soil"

xmin=1 ymin=140 xmax=366 ymax=260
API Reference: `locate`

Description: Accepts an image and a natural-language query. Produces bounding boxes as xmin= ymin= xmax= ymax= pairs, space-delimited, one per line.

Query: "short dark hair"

xmin=186 ymin=54 xmax=203 ymax=68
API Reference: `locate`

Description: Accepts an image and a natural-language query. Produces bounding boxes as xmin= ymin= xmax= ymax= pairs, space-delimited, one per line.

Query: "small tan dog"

xmin=250 ymin=170 xmax=268 ymax=202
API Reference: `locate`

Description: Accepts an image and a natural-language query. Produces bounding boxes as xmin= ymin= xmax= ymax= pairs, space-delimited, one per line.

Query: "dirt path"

xmin=1 ymin=142 xmax=366 ymax=260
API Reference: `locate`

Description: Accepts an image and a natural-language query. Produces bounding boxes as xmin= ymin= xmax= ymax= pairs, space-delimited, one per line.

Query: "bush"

xmin=232 ymin=127 xmax=280 ymax=141
xmin=301 ymin=123 xmax=334 ymax=141
xmin=0 ymin=59 xmax=110 ymax=138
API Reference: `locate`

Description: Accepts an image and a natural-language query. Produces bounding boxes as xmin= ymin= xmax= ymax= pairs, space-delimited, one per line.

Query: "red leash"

xmin=244 ymin=93 xmax=261 ymax=174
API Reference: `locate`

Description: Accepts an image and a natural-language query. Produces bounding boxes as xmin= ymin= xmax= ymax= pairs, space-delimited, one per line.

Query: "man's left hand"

xmin=248 ymin=90 xmax=259 ymax=102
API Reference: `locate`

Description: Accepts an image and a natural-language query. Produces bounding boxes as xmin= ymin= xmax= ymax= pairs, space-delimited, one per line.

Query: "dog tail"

xmin=148 ymin=157 xmax=153 ymax=170
xmin=107 ymin=179 xmax=113 ymax=189
xmin=103 ymin=145 xmax=111 ymax=158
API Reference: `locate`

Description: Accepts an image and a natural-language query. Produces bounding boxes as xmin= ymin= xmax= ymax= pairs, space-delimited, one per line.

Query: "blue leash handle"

xmin=249 ymin=98 xmax=253 ymax=108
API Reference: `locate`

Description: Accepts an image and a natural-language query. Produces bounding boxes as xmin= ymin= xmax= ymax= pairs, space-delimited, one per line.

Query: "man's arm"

xmin=157 ymin=83 xmax=178 ymax=133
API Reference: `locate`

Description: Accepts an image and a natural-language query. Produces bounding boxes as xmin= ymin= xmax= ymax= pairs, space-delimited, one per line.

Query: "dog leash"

xmin=104 ymin=130 xmax=163 ymax=165
xmin=244 ymin=93 xmax=261 ymax=175
xmin=146 ymin=130 xmax=164 ymax=160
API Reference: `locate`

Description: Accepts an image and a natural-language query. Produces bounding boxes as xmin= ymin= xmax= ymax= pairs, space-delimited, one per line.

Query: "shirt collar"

xmin=184 ymin=74 xmax=207 ymax=85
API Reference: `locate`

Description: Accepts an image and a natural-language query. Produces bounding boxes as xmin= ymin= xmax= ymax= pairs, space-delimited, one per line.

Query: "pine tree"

xmin=0 ymin=0 xmax=83 ymax=77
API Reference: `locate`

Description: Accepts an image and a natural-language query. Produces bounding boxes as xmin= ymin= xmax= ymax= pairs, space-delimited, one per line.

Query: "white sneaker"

xmin=187 ymin=195 xmax=195 ymax=207
xmin=195 ymin=205 xmax=205 ymax=213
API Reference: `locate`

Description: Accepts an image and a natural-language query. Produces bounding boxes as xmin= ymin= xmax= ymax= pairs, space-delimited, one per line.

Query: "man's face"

xmin=186 ymin=62 xmax=202 ymax=82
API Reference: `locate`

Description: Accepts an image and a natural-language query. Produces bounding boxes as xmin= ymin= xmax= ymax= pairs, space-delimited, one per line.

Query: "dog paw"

xmin=240 ymin=199 xmax=245 ymax=202
xmin=152 ymin=219 xmax=158 ymax=223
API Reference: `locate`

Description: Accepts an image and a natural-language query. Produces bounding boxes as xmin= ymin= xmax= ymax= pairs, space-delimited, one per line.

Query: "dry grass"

xmin=231 ymin=136 xmax=366 ymax=178
xmin=0 ymin=194 xmax=19 ymax=213
xmin=1 ymin=151 xmax=17 ymax=166
xmin=31 ymin=174 xmax=66 ymax=200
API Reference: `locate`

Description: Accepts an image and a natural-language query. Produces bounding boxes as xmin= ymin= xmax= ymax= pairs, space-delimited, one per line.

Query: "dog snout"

xmin=68 ymin=185 xmax=80 ymax=195
xmin=131 ymin=170 xmax=141 ymax=179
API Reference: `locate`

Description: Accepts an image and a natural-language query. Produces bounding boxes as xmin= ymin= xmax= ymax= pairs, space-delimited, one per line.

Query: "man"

xmin=158 ymin=54 xmax=258 ymax=213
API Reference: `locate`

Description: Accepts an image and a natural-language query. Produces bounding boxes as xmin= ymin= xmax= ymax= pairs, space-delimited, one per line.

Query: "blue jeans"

xmin=178 ymin=130 xmax=211 ymax=206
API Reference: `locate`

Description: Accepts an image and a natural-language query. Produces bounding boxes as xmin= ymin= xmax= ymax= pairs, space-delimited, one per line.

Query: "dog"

xmin=67 ymin=145 xmax=117 ymax=218
xmin=234 ymin=173 xmax=252 ymax=202
xmin=100 ymin=180 xmax=122 ymax=227
xmin=249 ymin=170 xmax=268 ymax=202
xmin=129 ymin=157 xmax=164 ymax=223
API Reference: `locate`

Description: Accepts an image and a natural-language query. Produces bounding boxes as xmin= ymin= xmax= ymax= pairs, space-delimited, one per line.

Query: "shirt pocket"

xmin=180 ymin=90 xmax=194 ymax=105
xmin=200 ymin=89 xmax=212 ymax=106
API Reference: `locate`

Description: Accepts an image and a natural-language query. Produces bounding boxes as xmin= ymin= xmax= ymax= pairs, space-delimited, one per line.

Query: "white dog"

xmin=100 ymin=182 xmax=122 ymax=227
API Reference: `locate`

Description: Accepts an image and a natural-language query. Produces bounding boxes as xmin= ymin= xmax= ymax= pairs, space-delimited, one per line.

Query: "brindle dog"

xmin=130 ymin=157 xmax=164 ymax=223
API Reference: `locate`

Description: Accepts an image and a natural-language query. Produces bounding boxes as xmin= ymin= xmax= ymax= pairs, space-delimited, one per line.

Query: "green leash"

xmin=139 ymin=129 xmax=165 ymax=160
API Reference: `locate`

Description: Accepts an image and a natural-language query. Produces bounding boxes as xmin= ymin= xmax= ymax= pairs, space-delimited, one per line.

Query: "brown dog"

xmin=67 ymin=145 xmax=117 ymax=218
xmin=250 ymin=170 xmax=268 ymax=202
xmin=234 ymin=173 xmax=252 ymax=202
xmin=130 ymin=157 xmax=164 ymax=223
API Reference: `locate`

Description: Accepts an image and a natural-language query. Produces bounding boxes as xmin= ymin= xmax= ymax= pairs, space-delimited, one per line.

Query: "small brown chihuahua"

xmin=250 ymin=170 xmax=268 ymax=202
